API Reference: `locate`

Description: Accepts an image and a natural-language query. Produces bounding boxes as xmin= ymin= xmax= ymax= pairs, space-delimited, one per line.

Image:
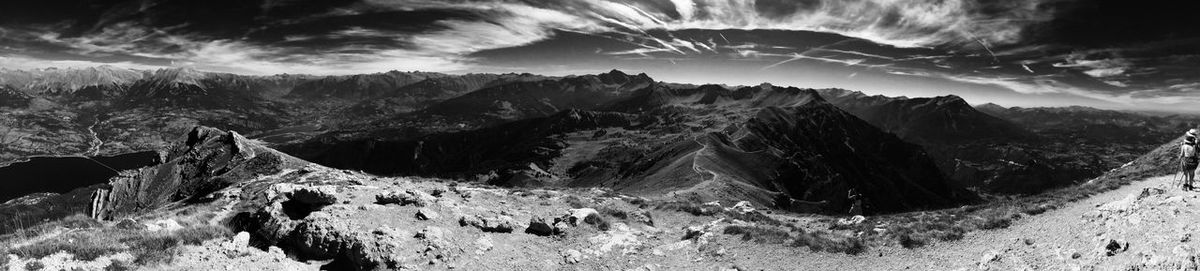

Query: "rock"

xmin=373 ymin=225 xmax=407 ymax=238
xmin=416 ymin=226 xmax=449 ymax=243
xmin=566 ymin=208 xmax=599 ymax=226
xmin=145 ymin=219 xmax=183 ymax=232
xmin=474 ymin=237 xmax=494 ymax=254
xmin=376 ymin=189 xmax=437 ymax=207
xmin=1071 ymin=251 xmax=1082 ymax=259
xmin=525 ymin=215 xmax=559 ymax=236
xmin=684 ymin=225 xmax=707 ymax=240
xmin=1099 ymin=188 xmax=1167 ymax=213
xmin=836 ymin=215 xmax=867 ymax=226
xmin=563 ymin=249 xmax=582 ymax=264
xmin=730 ymin=201 xmax=755 ymax=213
xmin=1024 ymin=238 xmax=1035 ymax=246
xmin=415 ymin=208 xmax=440 ymax=221
xmin=233 ymin=231 xmax=251 ymax=248
xmin=268 ymin=184 xmax=339 ymax=206
xmin=1105 ymin=239 xmax=1129 ymax=256
xmin=459 ymin=214 xmax=515 ymax=233
xmin=115 ymin=218 xmax=146 ymax=230
xmin=630 ymin=210 xmax=654 ymax=226
xmin=702 ymin=201 xmax=722 ymax=208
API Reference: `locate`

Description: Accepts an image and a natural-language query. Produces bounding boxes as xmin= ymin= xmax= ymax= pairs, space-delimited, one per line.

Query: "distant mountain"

xmin=977 ymin=104 xmax=1200 ymax=145
xmin=283 ymin=85 xmax=977 ymax=214
xmin=286 ymin=70 xmax=445 ymax=100
xmin=0 ymin=66 xmax=142 ymax=95
xmin=819 ymin=89 xmax=1036 ymax=144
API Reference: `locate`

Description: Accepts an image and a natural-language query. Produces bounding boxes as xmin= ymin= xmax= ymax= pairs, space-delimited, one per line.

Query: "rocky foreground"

xmin=3 ymin=126 xmax=1197 ymax=270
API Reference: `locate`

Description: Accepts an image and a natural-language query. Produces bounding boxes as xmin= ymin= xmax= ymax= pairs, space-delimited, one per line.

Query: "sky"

xmin=1 ymin=0 xmax=1199 ymax=111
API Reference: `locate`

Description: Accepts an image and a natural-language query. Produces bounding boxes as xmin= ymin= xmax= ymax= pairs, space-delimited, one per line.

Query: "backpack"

xmin=1185 ymin=140 xmax=1199 ymax=162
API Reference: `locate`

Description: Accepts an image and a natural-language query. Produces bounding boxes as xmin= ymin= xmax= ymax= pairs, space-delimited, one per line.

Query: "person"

xmin=1181 ymin=129 xmax=1200 ymax=191
xmin=847 ymin=187 xmax=864 ymax=215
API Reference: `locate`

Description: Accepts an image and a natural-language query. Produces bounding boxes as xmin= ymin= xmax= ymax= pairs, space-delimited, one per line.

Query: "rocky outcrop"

xmin=93 ymin=126 xmax=308 ymax=220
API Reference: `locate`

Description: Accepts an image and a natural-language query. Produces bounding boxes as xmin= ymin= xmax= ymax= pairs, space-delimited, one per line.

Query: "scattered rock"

xmin=563 ymin=249 xmax=582 ymax=264
xmin=376 ymin=189 xmax=437 ymax=207
xmin=729 ymin=201 xmax=755 ymax=214
xmin=525 ymin=215 xmax=560 ymax=236
xmin=416 ymin=208 xmax=440 ymax=221
xmin=836 ymin=215 xmax=867 ymax=226
xmin=1105 ymin=239 xmax=1130 ymax=256
xmin=566 ymin=208 xmax=599 ymax=226
xmin=145 ymin=219 xmax=183 ymax=232
xmin=416 ymin=226 xmax=449 ymax=243
xmin=458 ymin=214 xmax=516 ymax=233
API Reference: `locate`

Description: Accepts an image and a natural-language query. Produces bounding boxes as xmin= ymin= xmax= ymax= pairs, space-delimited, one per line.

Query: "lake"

xmin=0 ymin=151 xmax=161 ymax=203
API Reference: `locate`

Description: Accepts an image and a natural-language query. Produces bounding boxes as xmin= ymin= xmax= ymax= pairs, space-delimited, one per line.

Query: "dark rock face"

xmin=729 ymin=103 xmax=977 ymax=213
xmin=817 ymin=89 xmax=1138 ymax=194
xmin=96 ymin=126 xmax=308 ymax=219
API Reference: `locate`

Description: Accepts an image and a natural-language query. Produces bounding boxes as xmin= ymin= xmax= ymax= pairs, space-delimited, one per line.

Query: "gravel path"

xmin=694 ymin=174 xmax=1200 ymax=270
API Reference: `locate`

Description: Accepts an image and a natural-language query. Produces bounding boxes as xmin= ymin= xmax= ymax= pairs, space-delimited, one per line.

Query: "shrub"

xmin=791 ymin=231 xmax=866 ymax=255
xmin=583 ymin=213 xmax=611 ymax=231
xmin=25 ymin=260 xmax=45 ymax=270
xmin=897 ymin=233 xmax=926 ymax=248
xmin=722 ymin=225 xmax=790 ymax=244
xmin=655 ymin=201 xmax=720 ymax=216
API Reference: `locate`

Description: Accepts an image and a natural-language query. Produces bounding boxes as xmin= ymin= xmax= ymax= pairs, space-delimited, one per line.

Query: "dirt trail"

xmin=699 ymin=174 xmax=1199 ymax=270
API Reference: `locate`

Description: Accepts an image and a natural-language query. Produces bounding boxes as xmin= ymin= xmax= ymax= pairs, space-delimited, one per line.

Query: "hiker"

xmin=847 ymin=188 xmax=864 ymax=215
xmin=1181 ymin=129 xmax=1200 ymax=191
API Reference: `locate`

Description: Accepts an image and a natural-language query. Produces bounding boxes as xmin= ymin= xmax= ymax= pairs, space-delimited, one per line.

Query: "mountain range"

xmin=2 ymin=67 xmax=1195 ymax=215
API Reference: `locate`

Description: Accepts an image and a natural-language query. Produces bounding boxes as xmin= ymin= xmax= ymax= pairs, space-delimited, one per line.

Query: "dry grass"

xmin=1 ymin=215 xmax=232 ymax=266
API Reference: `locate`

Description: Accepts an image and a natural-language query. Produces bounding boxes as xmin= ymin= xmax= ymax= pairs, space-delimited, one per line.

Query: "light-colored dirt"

xmin=679 ymin=174 xmax=1199 ymax=271
xmin=7 ymin=170 xmax=1194 ymax=271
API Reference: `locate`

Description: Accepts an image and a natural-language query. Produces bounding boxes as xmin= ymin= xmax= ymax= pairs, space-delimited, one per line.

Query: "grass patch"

xmin=791 ymin=230 xmax=865 ymax=255
xmin=2 ymin=217 xmax=231 ymax=266
xmin=722 ymin=225 xmax=790 ymax=244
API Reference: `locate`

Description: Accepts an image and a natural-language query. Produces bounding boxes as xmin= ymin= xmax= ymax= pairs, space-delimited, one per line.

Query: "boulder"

xmin=459 ymin=214 xmax=516 ymax=233
xmin=376 ymin=189 xmax=437 ymax=207
xmin=563 ymin=249 xmax=582 ymax=264
xmin=1105 ymin=239 xmax=1129 ymax=256
xmin=268 ymin=184 xmax=339 ymax=206
xmin=730 ymin=201 xmax=755 ymax=214
xmin=566 ymin=208 xmax=599 ymax=226
xmin=525 ymin=215 xmax=559 ymax=236
xmin=145 ymin=219 xmax=183 ymax=232
xmin=836 ymin=215 xmax=867 ymax=226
